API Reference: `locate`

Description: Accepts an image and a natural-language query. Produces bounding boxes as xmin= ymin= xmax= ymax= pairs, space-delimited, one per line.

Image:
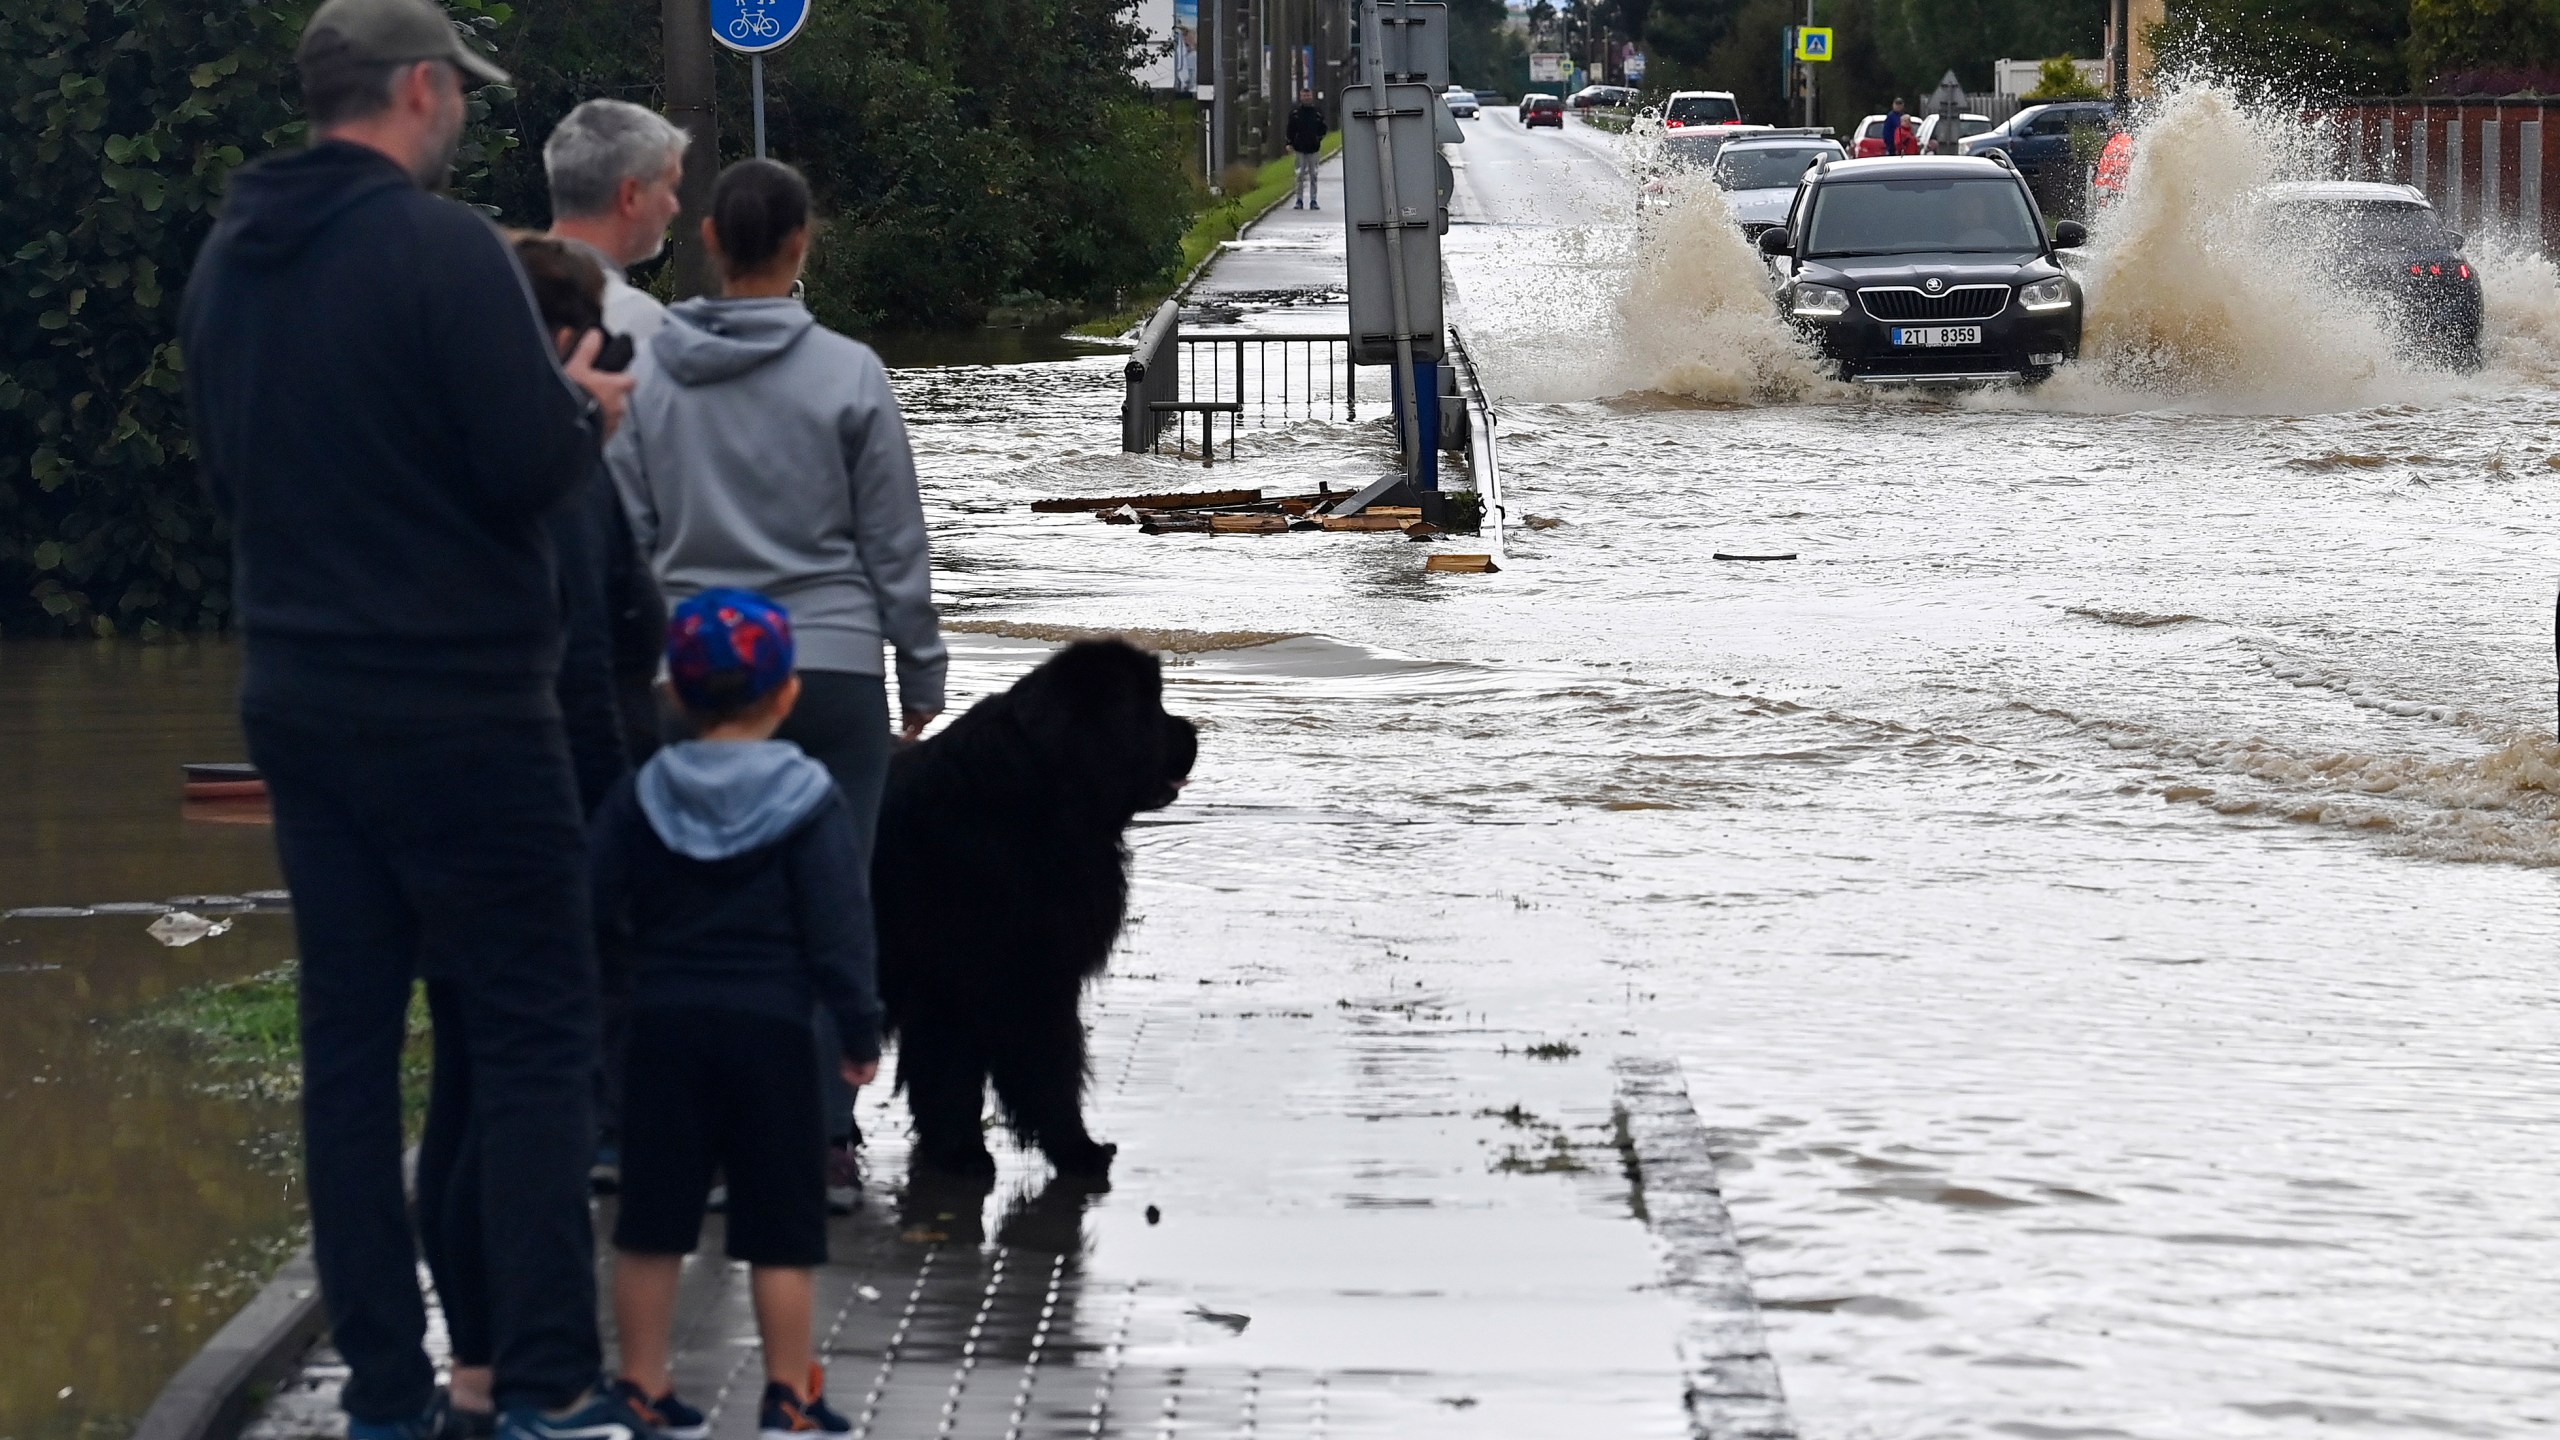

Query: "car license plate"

xmin=1891 ymin=326 xmax=1981 ymax=347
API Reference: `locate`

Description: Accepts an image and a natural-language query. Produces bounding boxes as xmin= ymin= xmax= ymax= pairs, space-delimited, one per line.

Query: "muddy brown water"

xmin=0 ymin=641 xmax=298 ymax=1440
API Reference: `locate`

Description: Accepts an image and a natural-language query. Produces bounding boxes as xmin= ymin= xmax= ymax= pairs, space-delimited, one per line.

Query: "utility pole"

xmin=2111 ymin=0 xmax=2129 ymax=103
xmin=662 ymin=0 xmax=720 ymax=299
xmin=1801 ymin=0 xmax=1815 ymax=127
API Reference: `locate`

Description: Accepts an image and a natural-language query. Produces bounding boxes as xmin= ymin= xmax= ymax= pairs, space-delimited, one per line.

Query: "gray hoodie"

xmin=636 ymin=739 xmax=834 ymax=860
xmin=607 ymin=296 xmax=946 ymax=713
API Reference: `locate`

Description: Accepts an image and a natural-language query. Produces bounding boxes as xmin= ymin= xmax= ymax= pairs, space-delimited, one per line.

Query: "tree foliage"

xmin=2150 ymin=0 xmax=2412 ymax=97
xmin=2025 ymin=54 xmax=2104 ymax=102
xmin=2406 ymin=0 xmax=2560 ymax=91
xmin=1 ymin=0 xmax=1186 ymax=634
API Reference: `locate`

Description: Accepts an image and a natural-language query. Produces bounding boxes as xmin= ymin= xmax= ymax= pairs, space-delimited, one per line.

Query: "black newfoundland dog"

xmin=873 ymin=640 xmax=1196 ymax=1180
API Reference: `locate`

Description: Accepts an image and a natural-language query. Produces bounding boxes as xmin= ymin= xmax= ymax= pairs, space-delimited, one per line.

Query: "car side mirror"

xmin=2051 ymin=219 xmax=2087 ymax=249
xmin=1758 ymin=227 xmax=1793 ymax=256
xmin=2447 ymin=230 xmax=2466 ymax=249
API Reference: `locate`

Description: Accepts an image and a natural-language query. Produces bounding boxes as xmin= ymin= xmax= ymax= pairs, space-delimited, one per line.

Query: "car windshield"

xmin=1804 ymin=176 xmax=2042 ymax=255
xmin=1716 ymin=145 xmax=1834 ymax=189
xmin=1532 ymin=97 xmax=1560 ymax=111
xmin=1666 ymin=95 xmax=1739 ymax=125
xmin=1660 ymin=134 xmax=1744 ymax=168
xmin=2263 ymin=200 xmax=2447 ymax=251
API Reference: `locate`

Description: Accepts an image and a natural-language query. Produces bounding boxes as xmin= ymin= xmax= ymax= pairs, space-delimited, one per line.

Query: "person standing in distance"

xmin=1287 ymin=89 xmax=1329 ymax=210
xmin=544 ymin=99 xmax=687 ymax=347
xmin=608 ymin=160 xmax=944 ymax=1198
xmin=1883 ymin=96 xmax=1909 ymax=156
xmin=178 ymin=3 xmax=647 ymax=1439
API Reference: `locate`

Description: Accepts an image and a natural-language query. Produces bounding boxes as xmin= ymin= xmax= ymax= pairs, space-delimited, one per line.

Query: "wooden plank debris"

xmin=1425 ymin=553 xmax=1500 ymax=573
xmin=1034 ymin=488 xmax=1261 ymax=513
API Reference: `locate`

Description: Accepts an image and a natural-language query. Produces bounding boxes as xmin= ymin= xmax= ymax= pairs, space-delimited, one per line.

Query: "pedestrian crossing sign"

xmin=1794 ymin=27 xmax=1832 ymax=62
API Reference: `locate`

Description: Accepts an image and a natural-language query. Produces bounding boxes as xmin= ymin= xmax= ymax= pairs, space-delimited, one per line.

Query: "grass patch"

xmin=1075 ymin=132 xmax=1343 ymax=338
xmin=132 ymin=962 xmax=433 ymax=1125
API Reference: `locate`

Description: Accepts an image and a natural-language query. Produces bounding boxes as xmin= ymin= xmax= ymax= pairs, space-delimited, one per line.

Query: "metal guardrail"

xmin=1444 ymin=326 xmax=1506 ymax=558
xmin=1123 ymin=300 xmax=1357 ymax=467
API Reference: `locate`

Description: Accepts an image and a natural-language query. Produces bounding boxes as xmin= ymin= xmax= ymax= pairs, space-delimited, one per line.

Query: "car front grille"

xmin=1858 ymin=285 xmax=2011 ymax=321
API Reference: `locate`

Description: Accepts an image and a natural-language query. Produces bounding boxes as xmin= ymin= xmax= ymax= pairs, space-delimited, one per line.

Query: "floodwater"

xmin=13 ymin=80 xmax=2560 ymax=1440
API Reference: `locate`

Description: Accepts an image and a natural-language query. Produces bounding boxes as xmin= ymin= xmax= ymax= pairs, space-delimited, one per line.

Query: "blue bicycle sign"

xmin=711 ymin=0 xmax=810 ymax=54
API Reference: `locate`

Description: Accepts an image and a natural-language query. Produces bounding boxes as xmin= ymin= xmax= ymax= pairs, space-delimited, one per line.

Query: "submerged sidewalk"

xmin=247 ymin=1000 xmax=1789 ymax=1439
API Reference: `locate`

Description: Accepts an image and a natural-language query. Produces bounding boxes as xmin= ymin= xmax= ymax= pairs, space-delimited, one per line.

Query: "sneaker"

xmin=350 ymin=1389 xmax=453 ymax=1440
xmin=496 ymin=1385 xmax=664 ymax=1440
xmin=606 ymin=1379 xmax=707 ymax=1440
xmin=757 ymin=1366 xmax=851 ymax=1438
xmin=825 ymin=1139 xmax=862 ymax=1215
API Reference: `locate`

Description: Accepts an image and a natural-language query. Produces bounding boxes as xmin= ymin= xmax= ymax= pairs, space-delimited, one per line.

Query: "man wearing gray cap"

xmin=178 ymin=3 xmax=649 ymax=1439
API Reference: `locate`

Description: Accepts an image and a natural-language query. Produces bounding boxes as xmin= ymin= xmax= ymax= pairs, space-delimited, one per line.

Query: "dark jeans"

xmin=773 ymin=670 xmax=890 ymax=1142
xmin=247 ymin=710 xmax=601 ymax=1419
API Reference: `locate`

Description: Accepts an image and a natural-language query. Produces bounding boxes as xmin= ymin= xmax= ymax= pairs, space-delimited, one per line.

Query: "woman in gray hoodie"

xmin=606 ymin=159 xmax=944 ymax=1182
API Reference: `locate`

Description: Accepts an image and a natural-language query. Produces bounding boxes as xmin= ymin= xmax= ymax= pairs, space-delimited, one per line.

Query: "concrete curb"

xmin=131 ymin=1247 xmax=328 ymax=1440
xmin=1616 ymin=1055 xmax=1799 ymax=1440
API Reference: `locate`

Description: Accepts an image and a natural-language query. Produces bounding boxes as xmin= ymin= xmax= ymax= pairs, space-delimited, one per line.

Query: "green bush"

xmin=0 ymin=0 xmax=515 ymax=637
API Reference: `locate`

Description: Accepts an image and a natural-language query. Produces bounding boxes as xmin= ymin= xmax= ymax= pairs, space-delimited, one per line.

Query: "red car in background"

xmin=1524 ymin=94 xmax=1565 ymax=129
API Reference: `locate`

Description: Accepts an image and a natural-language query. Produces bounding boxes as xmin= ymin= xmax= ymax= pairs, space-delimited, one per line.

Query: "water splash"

xmin=1617 ymin=176 xmax=1835 ymax=404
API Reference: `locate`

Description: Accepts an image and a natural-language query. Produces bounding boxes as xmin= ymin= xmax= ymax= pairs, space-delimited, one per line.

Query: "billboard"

xmin=1137 ymin=0 xmax=1199 ymax=91
xmin=1529 ymin=51 xmax=1565 ymax=82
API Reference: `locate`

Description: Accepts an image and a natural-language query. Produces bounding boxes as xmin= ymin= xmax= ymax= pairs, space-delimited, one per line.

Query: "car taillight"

xmin=2460 ymin=263 xmax=2473 ymax=279
xmin=1666 ymin=120 xmax=1683 ymax=129
xmin=2430 ymin=263 xmax=2443 ymax=275
xmin=2409 ymin=264 xmax=2423 ymax=275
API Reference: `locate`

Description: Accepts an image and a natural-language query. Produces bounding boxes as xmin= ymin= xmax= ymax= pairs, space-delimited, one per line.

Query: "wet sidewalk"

xmin=1190 ymin=158 xmax=1346 ymax=317
xmin=248 ymin=999 xmax=1788 ymax=1440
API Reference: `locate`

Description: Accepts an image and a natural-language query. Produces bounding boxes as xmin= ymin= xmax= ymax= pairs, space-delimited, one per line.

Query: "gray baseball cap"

xmin=298 ymin=0 xmax=511 ymax=86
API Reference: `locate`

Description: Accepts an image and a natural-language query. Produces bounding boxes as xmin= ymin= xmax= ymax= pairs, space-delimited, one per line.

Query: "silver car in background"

xmin=1710 ymin=134 xmax=1845 ymax=239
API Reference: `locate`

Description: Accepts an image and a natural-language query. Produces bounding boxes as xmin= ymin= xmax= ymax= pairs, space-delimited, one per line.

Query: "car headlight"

xmin=2018 ymin=276 xmax=2074 ymax=312
xmin=1791 ymin=282 xmax=1850 ymax=319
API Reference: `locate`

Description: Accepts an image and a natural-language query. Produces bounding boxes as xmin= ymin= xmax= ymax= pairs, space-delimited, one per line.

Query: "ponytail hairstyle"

xmin=709 ymin=158 xmax=812 ymax=277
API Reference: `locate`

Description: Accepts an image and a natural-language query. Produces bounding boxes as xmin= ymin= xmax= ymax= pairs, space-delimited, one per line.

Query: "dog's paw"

xmin=1046 ymin=1138 xmax=1118 ymax=1178
xmin=914 ymin=1142 xmax=998 ymax=1183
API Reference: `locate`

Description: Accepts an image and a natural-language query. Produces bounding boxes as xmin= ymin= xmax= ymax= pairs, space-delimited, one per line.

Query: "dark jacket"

xmin=1287 ymin=103 xmax=1329 ymax=155
xmin=589 ymin=741 xmax=884 ymax=1062
xmin=549 ymin=461 xmax=633 ymax=813
xmin=181 ymin=141 xmax=600 ymax=720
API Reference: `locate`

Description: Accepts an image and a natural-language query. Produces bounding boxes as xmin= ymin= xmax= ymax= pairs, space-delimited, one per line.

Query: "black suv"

xmin=1756 ymin=155 xmax=2085 ymax=386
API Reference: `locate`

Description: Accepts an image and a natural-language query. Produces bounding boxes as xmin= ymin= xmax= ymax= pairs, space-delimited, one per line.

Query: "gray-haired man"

xmin=544 ymin=99 xmax=688 ymax=343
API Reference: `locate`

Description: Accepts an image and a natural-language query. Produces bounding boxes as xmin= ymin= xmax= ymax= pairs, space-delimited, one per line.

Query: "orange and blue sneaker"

xmin=756 ymin=1366 xmax=850 ymax=1439
xmin=604 ymin=1378 xmax=707 ymax=1440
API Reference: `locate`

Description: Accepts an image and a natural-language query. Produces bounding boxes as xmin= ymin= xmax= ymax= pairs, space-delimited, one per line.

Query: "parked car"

xmin=1518 ymin=91 xmax=1558 ymax=123
xmin=1636 ymin=126 xmax=1773 ymax=210
xmin=1659 ymin=90 xmax=1743 ymax=130
xmin=1912 ymin=112 xmax=1995 ymax=152
xmin=1709 ymin=134 xmax=1846 ymax=238
xmin=2251 ymin=181 xmax=2484 ymax=369
xmin=1755 ymin=153 xmax=2087 ymax=385
xmin=1524 ymin=93 xmax=1565 ymax=129
xmin=1962 ymin=101 xmax=2114 ymax=210
xmin=1569 ymin=84 xmax=1636 ymax=110
xmin=1444 ymin=85 xmax=1479 ymax=119
xmin=1851 ymin=114 xmax=1929 ymax=158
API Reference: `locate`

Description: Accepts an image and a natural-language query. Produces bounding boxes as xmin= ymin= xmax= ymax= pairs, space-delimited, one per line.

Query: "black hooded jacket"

xmin=1287 ymin=103 xmax=1329 ymax=155
xmin=181 ymin=141 xmax=600 ymax=721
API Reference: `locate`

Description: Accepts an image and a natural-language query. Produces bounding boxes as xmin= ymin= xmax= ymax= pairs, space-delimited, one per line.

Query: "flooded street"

xmin=897 ymin=102 xmax=2560 ymax=1436
xmin=13 ymin=87 xmax=2560 ymax=1440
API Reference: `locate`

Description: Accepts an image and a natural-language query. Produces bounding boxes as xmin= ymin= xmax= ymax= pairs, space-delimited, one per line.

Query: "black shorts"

xmin=613 ymin=1006 xmax=828 ymax=1266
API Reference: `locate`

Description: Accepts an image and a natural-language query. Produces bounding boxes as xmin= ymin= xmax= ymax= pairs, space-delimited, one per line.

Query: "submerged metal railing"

xmin=1445 ymin=326 xmax=1506 ymax=556
xmin=1122 ymin=300 xmax=1357 ymax=467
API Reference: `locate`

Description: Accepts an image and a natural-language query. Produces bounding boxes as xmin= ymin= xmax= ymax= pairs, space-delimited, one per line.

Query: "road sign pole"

xmin=752 ymin=53 xmax=767 ymax=158
xmin=1358 ymin=0 xmax=1423 ymax=487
